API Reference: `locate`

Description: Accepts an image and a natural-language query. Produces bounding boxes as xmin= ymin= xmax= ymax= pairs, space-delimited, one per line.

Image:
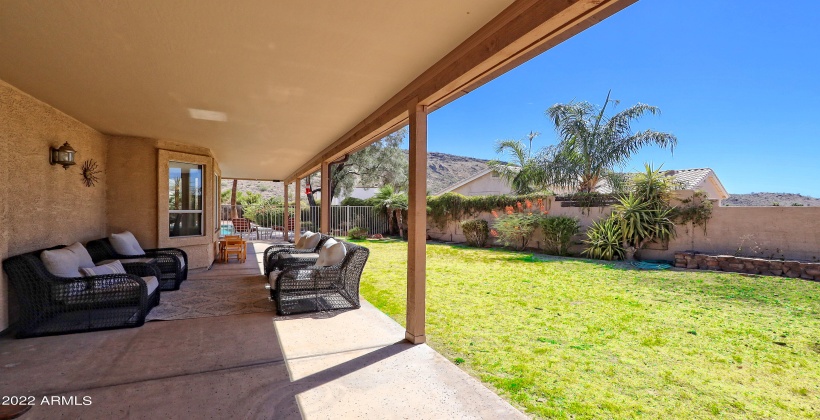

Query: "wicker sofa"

xmin=263 ymin=233 xmax=332 ymax=276
xmin=86 ymin=238 xmax=188 ymax=291
xmin=2 ymin=246 xmax=161 ymax=338
xmin=267 ymin=241 xmax=369 ymax=316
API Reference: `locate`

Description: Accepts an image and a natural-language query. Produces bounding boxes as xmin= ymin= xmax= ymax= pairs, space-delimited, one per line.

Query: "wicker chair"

xmin=268 ymin=241 xmax=369 ymax=316
xmin=263 ymin=233 xmax=332 ymax=276
xmin=85 ymin=238 xmax=188 ymax=291
xmin=2 ymin=246 xmax=161 ymax=338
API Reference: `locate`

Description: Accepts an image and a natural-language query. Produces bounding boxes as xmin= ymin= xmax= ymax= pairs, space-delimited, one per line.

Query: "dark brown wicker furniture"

xmin=2 ymin=246 xmax=161 ymax=338
xmin=268 ymin=241 xmax=369 ymax=315
xmin=85 ymin=238 xmax=188 ymax=290
xmin=263 ymin=233 xmax=332 ymax=276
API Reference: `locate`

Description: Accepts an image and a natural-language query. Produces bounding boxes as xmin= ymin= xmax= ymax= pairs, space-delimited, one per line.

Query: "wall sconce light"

xmin=49 ymin=142 xmax=76 ymax=169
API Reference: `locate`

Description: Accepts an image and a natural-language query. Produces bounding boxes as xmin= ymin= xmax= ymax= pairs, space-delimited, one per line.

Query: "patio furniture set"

xmin=2 ymin=231 xmax=187 ymax=338
xmin=2 ymin=229 xmax=370 ymax=337
xmin=263 ymin=231 xmax=370 ymax=316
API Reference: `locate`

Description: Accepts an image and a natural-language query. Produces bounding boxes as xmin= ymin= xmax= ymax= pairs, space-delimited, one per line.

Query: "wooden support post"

xmin=283 ymin=181 xmax=290 ymax=243
xmin=406 ymin=98 xmax=427 ymax=344
xmin=320 ymin=161 xmax=330 ymax=234
xmin=294 ymin=178 xmax=302 ymax=243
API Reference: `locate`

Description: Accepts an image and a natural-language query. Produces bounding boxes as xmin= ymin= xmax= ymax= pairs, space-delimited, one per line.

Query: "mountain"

xmin=425 ymin=152 xmax=491 ymax=194
xmin=221 ymin=151 xmax=493 ymax=200
xmin=723 ymin=192 xmax=820 ymax=207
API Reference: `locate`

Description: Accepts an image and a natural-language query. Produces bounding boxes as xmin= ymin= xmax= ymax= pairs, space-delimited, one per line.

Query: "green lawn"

xmin=356 ymin=239 xmax=820 ymax=419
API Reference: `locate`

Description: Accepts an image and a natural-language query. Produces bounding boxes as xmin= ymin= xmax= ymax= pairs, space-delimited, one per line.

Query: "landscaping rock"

xmin=674 ymin=252 xmax=819 ymax=282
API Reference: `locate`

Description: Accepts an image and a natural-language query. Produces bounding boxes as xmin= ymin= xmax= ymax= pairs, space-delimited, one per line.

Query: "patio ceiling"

xmin=0 ymin=0 xmax=514 ymax=180
xmin=0 ymin=0 xmax=636 ymax=181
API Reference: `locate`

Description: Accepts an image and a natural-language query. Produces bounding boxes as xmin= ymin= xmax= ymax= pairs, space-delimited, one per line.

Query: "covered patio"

xmin=0 ymin=241 xmax=522 ymax=418
xmin=0 ymin=0 xmax=635 ymax=416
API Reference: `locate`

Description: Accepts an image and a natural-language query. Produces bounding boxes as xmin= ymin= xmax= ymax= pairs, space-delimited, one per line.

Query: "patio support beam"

xmin=294 ymin=178 xmax=301 ymax=243
xmin=286 ymin=0 xmax=636 ymax=182
xmin=405 ymin=98 xmax=427 ymax=345
xmin=320 ymin=161 xmax=330 ymax=234
xmin=283 ymin=181 xmax=289 ymax=243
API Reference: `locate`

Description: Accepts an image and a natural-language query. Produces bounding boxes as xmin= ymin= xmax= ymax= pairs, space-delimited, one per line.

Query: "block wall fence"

xmin=426 ymin=198 xmax=820 ymax=263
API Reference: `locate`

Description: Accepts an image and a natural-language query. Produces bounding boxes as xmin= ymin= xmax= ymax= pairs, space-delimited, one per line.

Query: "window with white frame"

xmin=169 ymin=161 xmax=204 ymax=237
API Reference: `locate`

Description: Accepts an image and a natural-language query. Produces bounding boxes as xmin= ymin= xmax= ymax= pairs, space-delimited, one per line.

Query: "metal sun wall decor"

xmin=81 ymin=159 xmax=101 ymax=187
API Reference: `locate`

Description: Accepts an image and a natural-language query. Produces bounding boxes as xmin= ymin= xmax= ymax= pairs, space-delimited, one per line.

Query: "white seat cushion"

xmin=141 ymin=276 xmax=159 ymax=295
xmin=98 ymin=257 xmax=155 ymax=265
xmin=80 ymin=260 xmax=127 ymax=277
xmin=302 ymin=232 xmax=322 ymax=250
xmin=294 ymin=231 xmax=313 ymax=250
xmin=278 ymin=253 xmax=319 ymax=260
xmin=315 ymin=239 xmax=346 ymax=267
xmin=110 ymin=231 xmax=145 ymax=256
xmin=40 ymin=248 xmax=82 ymax=278
xmin=66 ymin=242 xmax=95 ymax=268
xmin=267 ymin=270 xmax=282 ymax=290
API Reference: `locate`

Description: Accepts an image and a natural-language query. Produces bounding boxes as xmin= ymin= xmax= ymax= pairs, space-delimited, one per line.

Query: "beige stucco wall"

xmin=107 ymin=138 xmax=219 ymax=269
xmin=1 ymin=80 xmax=223 ymax=331
xmin=428 ymin=197 xmax=612 ymax=248
xmin=429 ymin=195 xmax=820 ymax=263
xmin=0 ymin=80 xmax=109 ymax=330
xmin=642 ymin=206 xmax=820 ymax=262
xmin=449 ymin=172 xmax=512 ymax=196
xmin=107 ymin=136 xmax=159 ymax=247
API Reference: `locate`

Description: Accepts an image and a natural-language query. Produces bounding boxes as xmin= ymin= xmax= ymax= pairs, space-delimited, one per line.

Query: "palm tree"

xmin=372 ymin=185 xmax=408 ymax=238
xmin=230 ymin=179 xmax=239 ymax=219
xmin=539 ymin=91 xmax=677 ymax=193
xmin=488 ymin=131 xmax=542 ymax=194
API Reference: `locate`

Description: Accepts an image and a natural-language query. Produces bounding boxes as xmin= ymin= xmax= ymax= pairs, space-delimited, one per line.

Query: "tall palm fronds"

xmin=539 ymin=91 xmax=677 ymax=193
xmin=488 ymin=131 xmax=543 ymax=194
xmin=372 ymin=185 xmax=408 ymax=238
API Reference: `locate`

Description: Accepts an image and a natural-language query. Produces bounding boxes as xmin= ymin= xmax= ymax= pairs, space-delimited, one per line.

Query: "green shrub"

xmin=341 ymin=197 xmax=378 ymax=206
xmin=348 ymin=226 xmax=368 ymax=240
xmin=461 ymin=219 xmax=489 ymax=248
xmin=540 ymin=216 xmax=580 ymax=256
xmin=582 ymin=216 xmax=625 ymax=260
xmin=427 ymin=192 xmax=552 ymax=230
xmin=490 ymin=202 xmax=544 ymax=251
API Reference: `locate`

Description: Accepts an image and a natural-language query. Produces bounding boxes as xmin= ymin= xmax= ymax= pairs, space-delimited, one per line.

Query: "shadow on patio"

xmin=0 ymin=241 xmax=523 ymax=418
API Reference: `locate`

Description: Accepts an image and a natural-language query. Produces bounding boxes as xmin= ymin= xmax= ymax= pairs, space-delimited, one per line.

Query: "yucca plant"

xmin=582 ymin=217 xmax=625 ymax=260
xmin=614 ymin=191 xmax=676 ymax=259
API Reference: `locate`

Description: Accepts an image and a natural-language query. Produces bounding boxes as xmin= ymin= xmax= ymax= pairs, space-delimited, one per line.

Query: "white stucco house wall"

xmin=436 ymin=167 xmax=730 ymax=205
xmin=436 ymin=169 xmax=512 ymax=196
xmin=331 ymin=186 xmax=379 ymax=205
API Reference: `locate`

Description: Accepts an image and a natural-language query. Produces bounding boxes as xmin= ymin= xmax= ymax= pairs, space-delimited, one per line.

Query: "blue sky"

xmin=422 ymin=1 xmax=820 ymax=196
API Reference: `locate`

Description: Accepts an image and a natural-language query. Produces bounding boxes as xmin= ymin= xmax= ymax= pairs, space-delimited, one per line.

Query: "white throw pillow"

xmin=294 ymin=231 xmax=313 ymax=249
xmin=315 ymin=239 xmax=346 ymax=267
xmin=41 ymin=248 xmax=82 ymax=278
xmin=66 ymin=242 xmax=95 ymax=268
xmin=302 ymin=231 xmax=322 ymax=250
xmin=110 ymin=231 xmax=145 ymax=256
xmin=80 ymin=260 xmax=127 ymax=277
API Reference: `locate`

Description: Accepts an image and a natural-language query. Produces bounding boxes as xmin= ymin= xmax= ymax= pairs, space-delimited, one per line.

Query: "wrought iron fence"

xmin=220 ymin=204 xmax=388 ymax=240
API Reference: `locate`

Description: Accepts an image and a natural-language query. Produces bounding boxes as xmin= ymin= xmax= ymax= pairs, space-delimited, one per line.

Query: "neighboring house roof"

xmin=438 ymin=166 xmax=730 ymax=200
xmin=436 ymin=168 xmax=495 ymax=195
xmin=597 ymin=168 xmax=729 ymax=199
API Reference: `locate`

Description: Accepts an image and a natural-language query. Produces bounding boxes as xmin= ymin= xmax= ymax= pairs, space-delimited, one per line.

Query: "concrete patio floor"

xmin=0 ymin=241 xmax=525 ymax=419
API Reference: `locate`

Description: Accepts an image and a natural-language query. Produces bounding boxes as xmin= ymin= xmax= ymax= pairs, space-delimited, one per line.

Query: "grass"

xmin=355 ymin=239 xmax=820 ymax=419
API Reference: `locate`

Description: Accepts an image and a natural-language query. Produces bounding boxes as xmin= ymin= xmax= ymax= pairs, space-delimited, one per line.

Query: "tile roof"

xmin=663 ymin=168 xmax=713 ymax=190
xmin=597 ymin=168 xmax=717 ymax=194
